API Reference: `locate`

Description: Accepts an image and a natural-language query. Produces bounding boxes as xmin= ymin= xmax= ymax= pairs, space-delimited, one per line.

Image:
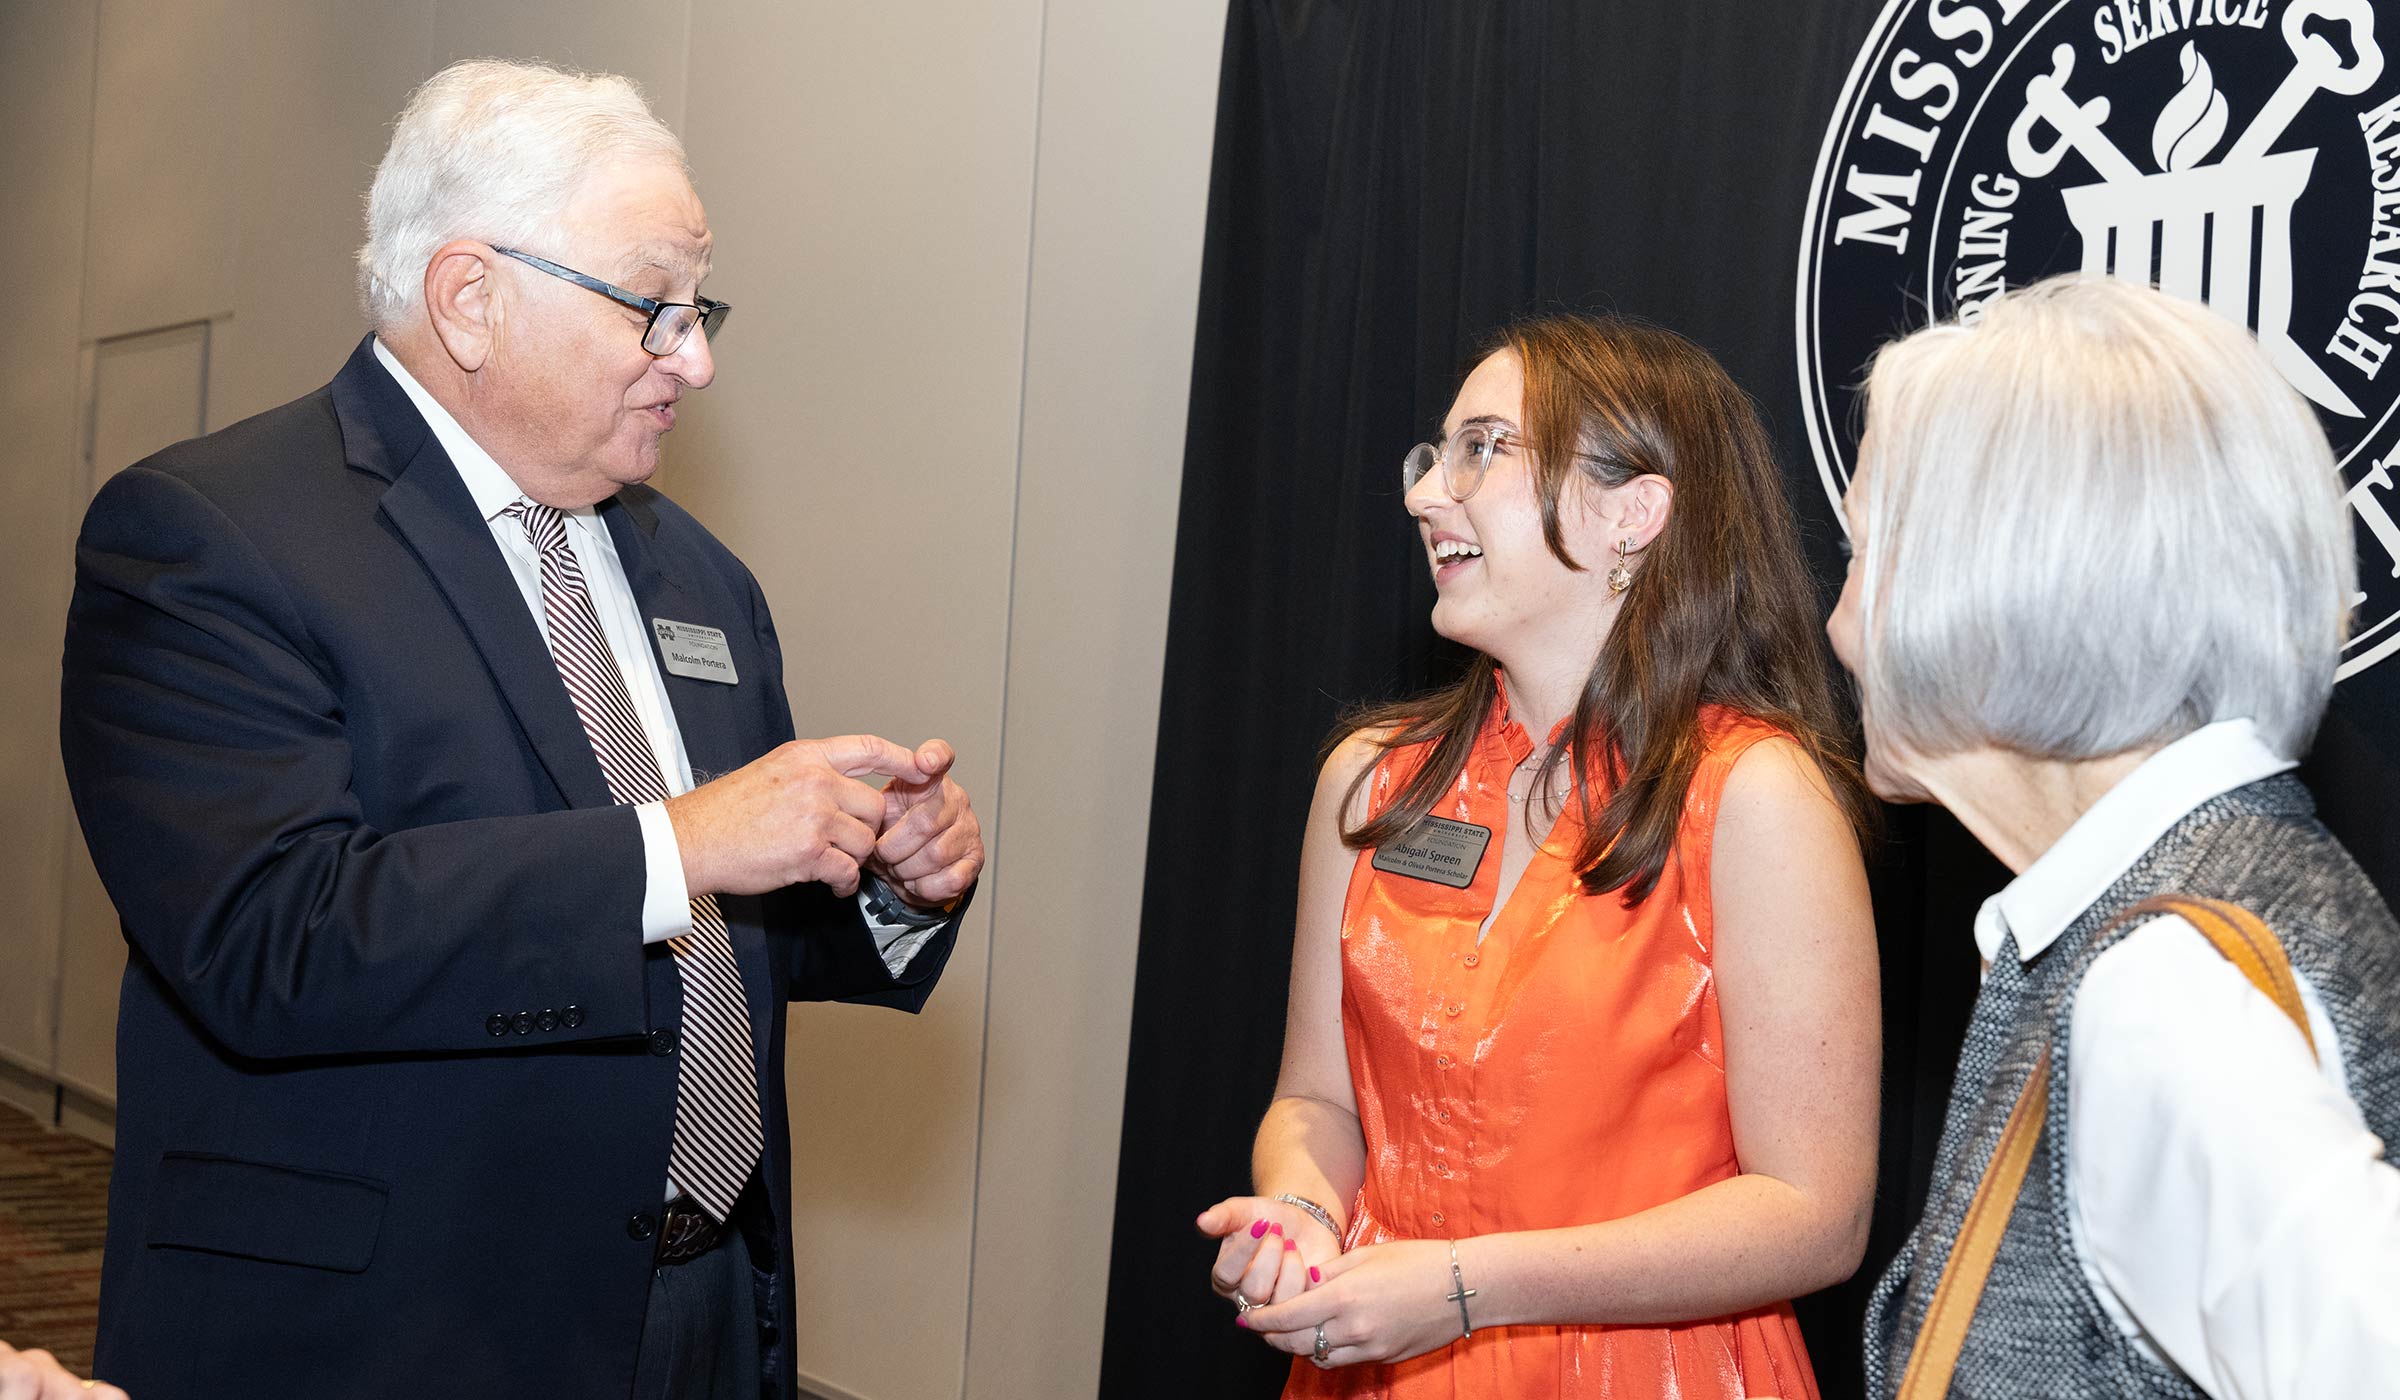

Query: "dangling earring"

xmin=1607 ymin=538 xmax=1636 ymax=595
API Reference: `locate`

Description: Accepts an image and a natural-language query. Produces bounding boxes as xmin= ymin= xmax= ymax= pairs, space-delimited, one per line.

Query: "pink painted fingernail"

xmin=1309 ymin=1266 xmax=1321 ymax=1283
xmin=1269 ymin=1222 xmax=1283 ymax=1236
xmin=1234 ymin=1315 xmax=1250 ymax=1329
xmin=1249 ymin=1220 xmax=1269 ymax=1239
xmin=1283 ymin=1238 xmax=1297 ymax=1251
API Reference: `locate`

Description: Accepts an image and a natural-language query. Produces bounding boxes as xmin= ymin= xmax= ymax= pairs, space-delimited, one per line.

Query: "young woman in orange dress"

xmin=1199 ymin=316 xmax=1881 ymax=1398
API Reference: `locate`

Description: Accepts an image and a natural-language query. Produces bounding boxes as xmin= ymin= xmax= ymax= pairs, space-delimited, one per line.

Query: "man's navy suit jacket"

xmin=58 ymin=337 xmax=959 ymax=1399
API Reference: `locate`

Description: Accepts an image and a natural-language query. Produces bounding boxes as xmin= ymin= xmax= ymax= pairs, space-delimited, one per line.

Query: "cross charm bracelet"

xmin=1445 ymin=1240 xmax=1477 ymax=1338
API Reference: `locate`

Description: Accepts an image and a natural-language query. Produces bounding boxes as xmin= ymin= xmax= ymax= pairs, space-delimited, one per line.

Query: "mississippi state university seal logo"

xmin=1800 ymin=0 xmax=2400 ymax=676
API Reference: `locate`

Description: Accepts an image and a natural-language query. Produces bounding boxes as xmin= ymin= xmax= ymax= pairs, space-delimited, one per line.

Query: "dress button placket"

xmin=1451 ymin=930 xmax=1484 ymax=1206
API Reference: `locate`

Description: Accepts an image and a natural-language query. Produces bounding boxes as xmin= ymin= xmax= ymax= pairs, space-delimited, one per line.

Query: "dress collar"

xmin=1973 ymin=719 xmax=2296 ymax=964
xmin=1487 ymin=669 xmax=1570 ymax=761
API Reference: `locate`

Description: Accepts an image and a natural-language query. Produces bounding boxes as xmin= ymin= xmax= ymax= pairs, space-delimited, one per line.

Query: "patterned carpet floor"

xmin=0 ymin=1101 xmax=109 ymax=1372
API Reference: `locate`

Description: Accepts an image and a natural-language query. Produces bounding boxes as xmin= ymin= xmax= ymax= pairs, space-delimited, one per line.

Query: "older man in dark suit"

xmin=57 ymin=60 xmax=981 ymax=1400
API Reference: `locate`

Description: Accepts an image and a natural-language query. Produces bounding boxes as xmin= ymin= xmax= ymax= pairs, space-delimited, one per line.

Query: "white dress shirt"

xmin=371 ymin=340 xmax=940 ymax=973
xmin=1973 ymin=719 xmax=2400 ymax=1399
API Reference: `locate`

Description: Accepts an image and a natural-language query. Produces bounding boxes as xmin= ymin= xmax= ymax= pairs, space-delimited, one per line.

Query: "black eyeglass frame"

xmin=492 ymin=246 xmax=730 ymax=357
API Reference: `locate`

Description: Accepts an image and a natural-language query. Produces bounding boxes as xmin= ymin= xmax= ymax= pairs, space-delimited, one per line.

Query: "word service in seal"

xmin=1800 ymin=0 xmax=2400 ymax=677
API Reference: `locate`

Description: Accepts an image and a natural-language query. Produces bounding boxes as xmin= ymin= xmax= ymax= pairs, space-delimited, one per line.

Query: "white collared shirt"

xmin=1974 ymin=719 xmax=2400 ymax=1399
xmin=370 ymin=340 xmax=940 ymax=973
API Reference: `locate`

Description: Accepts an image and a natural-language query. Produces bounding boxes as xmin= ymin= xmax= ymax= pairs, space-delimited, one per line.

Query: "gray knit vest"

xmin=1864 ymin=775 xmax=2400 ymax=1398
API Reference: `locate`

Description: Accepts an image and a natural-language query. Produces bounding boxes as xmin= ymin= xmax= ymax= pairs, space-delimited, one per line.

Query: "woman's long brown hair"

xmin=1339 ymin=314 xmax=1873 ymax=904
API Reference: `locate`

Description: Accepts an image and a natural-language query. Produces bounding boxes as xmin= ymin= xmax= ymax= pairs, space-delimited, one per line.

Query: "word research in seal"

xmin=1800 ymin=0 xmax=2400 ymax=678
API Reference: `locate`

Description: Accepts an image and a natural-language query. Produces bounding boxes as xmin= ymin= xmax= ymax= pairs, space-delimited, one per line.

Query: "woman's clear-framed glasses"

xmin=1401 ymin=423 xmax=1515 ymax=501
xmin=493 ymin=247 xmax=730 ymax=357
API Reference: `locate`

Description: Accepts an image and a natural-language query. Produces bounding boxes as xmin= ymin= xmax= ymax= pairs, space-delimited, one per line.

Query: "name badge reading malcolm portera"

xmin=1371 ymin=816 xmax=1491 ymax=890
xmin=651 ymin=618 xmax=739 ymax=685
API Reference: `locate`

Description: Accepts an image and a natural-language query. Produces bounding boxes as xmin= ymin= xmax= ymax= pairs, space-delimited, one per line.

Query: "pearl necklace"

xmin=1508 ymin=757 xmax=1571 ymax=806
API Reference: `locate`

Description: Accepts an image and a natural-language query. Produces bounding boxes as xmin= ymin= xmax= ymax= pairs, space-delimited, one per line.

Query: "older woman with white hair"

xmin=1833 ymin=277 xmax=2400 ymax=1400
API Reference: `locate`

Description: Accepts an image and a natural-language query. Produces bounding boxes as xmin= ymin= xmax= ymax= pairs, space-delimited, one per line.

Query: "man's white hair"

xmin=1853 ymin=275 xmax=2354 ymax=763
xmin=357 ymin=59 xmax=687 ymax=329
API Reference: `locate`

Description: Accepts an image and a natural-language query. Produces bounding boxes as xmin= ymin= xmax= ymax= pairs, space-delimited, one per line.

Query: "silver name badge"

xmin=650 ymin=619 xmax=739 ymax=685
xmin=1370 ymin=815 xmax=1491 ymax=889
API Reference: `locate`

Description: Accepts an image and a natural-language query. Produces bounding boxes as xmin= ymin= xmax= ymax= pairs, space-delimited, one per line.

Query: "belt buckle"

xmin=655 ymin=1199 xmax=721 ymax=1266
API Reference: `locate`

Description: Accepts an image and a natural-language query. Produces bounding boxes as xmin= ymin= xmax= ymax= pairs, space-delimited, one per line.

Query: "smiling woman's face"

xmin=1403 ymin=349 xmax=1621 ymax=666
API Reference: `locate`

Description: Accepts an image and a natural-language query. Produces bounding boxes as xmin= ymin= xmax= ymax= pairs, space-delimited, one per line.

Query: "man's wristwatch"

xmin=862 ymin=874 xmax=953 ymax=927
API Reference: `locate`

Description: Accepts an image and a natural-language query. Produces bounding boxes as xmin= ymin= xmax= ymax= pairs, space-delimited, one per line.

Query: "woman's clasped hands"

xmin=1199 ymin=1197 xmax=1338 ymax=1315
xmin=1200 ymin=1202 xmax=1471 ymax=1369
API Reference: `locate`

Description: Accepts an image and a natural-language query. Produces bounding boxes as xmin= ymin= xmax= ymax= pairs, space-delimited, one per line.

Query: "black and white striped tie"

xmin=504 ymin=500 xmax=764 ymax=1224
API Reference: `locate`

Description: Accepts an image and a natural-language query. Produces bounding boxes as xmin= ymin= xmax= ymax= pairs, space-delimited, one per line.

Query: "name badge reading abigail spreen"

xmin=1371 ymin=815 xmax=1491 ymax=890
xmin=650 ymin=619 xmax=739 ymax=685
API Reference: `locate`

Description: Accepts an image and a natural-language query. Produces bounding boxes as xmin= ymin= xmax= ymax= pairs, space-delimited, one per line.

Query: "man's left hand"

xmin=867 ymin=739 xmax=983 ymax=910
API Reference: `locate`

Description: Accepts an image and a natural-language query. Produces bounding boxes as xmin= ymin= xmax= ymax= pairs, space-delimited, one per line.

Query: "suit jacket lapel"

xmin=598 ymin=492 xmax=751 ymax=785
xmin=335 ymin=337 xmax=613 ymax=811
xmin=603 ymin=493 xmax=778 ymax=1070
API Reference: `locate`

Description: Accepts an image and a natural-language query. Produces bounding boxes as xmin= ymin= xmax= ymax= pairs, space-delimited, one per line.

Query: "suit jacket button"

xmin=649 ymin=1029 xmax=676 ymax=1057
xmin=537 ymin=1009 xmax=560 ymax=1032
xmin=563 ymin=1005 xmax=585 ymax=1029
xmin=628 ymin=1213 xmax=657 ymax=1241
xmin=512 ymin=1011 xmax=534 ymax=1035
xmin=485 ymin=1013 xmax=509 ymax=1037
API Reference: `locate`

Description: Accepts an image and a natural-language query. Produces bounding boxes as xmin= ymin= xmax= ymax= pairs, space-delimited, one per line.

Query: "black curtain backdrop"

xmin=1103 ymin=2 xmax=2400 ymax=1395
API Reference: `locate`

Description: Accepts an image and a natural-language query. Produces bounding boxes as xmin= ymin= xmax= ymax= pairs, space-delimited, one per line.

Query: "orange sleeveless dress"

xmin=1284 ymin=683 xmax=1819 ymax=1400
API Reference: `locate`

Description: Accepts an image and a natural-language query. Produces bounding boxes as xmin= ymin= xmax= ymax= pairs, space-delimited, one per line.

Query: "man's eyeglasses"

xmin=1401 ymin=423 xmax=1515 ymax=501
xmin=493 ymin=247 xmax=730 ymax=357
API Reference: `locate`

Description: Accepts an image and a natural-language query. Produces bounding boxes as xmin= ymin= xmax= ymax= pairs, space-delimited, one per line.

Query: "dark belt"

xmin=654 ymin=1194 xmax=727 ymax=1267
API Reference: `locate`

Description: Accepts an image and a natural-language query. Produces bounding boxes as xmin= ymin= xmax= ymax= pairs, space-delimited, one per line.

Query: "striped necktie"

xmin=504 ymin=500 xmax=764 ymax=1224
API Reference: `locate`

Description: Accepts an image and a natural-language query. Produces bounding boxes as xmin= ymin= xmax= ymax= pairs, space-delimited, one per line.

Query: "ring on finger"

xmin=1232 ymin=1291 xmax=1253 ymax=1313
xmin=1313 ymin=1322 xmax=1332 ymax=1365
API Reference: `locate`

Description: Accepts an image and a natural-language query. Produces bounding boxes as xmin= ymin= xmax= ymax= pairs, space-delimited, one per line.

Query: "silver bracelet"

xmin=1445 ymin=1239 xmax=1478 ymax=1338
xmin=1273 ymin=1192 xmax=1342 ymax=1248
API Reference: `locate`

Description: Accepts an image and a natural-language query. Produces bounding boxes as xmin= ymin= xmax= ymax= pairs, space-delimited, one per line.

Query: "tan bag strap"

xmin=1895 ymin=894 xmax=2313 ymax=1398
xmin=2138 ymin=895 xmax=2317 ymax=1061
xmin=1894 ymin=1043 xmax=2053 ymax=1400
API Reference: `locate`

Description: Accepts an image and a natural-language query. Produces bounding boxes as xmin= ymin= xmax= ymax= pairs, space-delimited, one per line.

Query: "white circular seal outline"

xmin=1798 ymin=0 xmax=2400 ymax=678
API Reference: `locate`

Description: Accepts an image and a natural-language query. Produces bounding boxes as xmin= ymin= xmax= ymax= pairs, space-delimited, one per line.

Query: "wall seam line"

xmin=51 ymin=0 xmax=108 ymax=1091
xmin=958 ymin=0 xmax=1053 ymax=1390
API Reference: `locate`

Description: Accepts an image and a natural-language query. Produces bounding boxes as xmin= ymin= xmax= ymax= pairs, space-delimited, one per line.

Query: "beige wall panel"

xmin=53 ymin=842 xmax=119 ymax=1100
xmin=677 ymin=2 xmax=1043 ymax=1396
xmin=965 ymin=1 xmax=1223 ymax=1394
xmin=89 ymin=324 xmax=210 ymax=484
xmin=205 ymin=0 xmax=436 ymax=429
xmin=0 ymin=0 xmax=99 ymax=1079
xmin=54 ymin=323 xmax=219 ymax=1101
xmin=432 ymin=0 xmax=690 ymax=131
xmin=82 ymin=0 xmax=245 ymax=341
